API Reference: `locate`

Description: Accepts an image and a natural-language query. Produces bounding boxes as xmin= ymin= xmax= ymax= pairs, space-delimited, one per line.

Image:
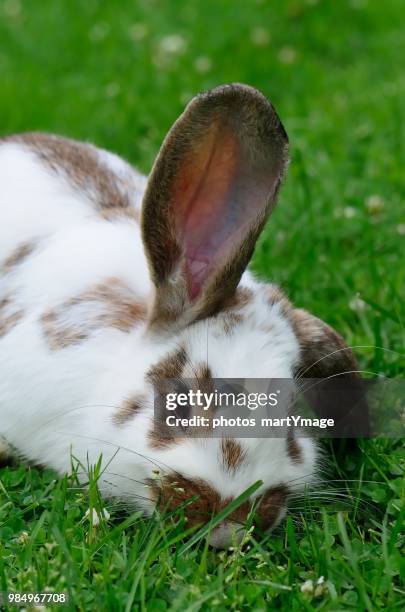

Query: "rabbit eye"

xmin=174 ymin=400 xmax=191 ymax=421
xmin=171 ymin=381 xmax=191 ymax=424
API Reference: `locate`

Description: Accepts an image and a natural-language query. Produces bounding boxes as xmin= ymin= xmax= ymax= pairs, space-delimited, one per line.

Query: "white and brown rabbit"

xmin=0 ymin=84 xmax=359 ymax=547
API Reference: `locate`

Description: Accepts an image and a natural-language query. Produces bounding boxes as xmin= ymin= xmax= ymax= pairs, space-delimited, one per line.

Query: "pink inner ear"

xmin=172 ymin=122 xmax=272 ymax=301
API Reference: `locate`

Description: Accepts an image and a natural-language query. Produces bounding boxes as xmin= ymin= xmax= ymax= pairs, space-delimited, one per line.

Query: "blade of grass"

xmin=337 ymin=512 xmax=373 ymax=611
xmin=177 ymin=480 xmax=263 ymax=555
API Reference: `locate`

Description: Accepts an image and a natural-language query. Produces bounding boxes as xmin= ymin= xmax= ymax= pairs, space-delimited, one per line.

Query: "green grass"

xmin=0 ymin=0 xmax=404 ymax=609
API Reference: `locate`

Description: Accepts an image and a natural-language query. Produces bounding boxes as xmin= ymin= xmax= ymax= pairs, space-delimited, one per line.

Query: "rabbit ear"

xmin=141 ymin=83 xmax=288 ymax=329
xmin=291 ymin=309 xmax=370 ymax=437
xmin=291 ymin=309 xmax=358 ymax=379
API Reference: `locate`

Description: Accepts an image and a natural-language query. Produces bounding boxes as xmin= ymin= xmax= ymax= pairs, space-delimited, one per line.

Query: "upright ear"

xmin=141 ymin=83 xmax=288 ymax=330
xmin=291 ymin=309 xmax=369 ymax=437
xmin=291 ymin=309 xmax=359 ymax=379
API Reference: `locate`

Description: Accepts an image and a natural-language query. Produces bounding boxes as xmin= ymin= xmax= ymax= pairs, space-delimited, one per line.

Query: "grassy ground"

xmin=0 ymin=0 xmax=404 ymax=610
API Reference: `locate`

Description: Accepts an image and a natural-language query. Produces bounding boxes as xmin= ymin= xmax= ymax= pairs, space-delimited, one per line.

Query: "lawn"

xmin=0 ymin=0 xmax=404 ymax=610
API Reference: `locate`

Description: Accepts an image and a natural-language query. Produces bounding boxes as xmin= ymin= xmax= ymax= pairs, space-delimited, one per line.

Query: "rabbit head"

xmin=108 ymin=84 xmax=361 ymax=548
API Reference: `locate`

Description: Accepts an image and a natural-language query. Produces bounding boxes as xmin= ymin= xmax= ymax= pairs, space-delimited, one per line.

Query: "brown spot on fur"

xmin=148 ymin=357 xmax=217 ymax=449
xmin=41 ymin=278 xmax=147 ymax=350
xmin=182 ymin=363 xmax=216 ymax=419
xmin=289 ymin=308 xmax=369 ymax=434
xmin=220 ymin=438 xmax=246 ymax=471
xmin=149 ymin=474 xmax=250 ymax=528
xmin=149 ymin=475 xmax=288 ymax=531
xmin=147 ymin=348 xmax=188 ymax=449
xmin=255 ymin=484 xmax=289 ymax=530
xmin=265 ymin=284 xmax=293 ymax=319
xmin=254 ymin=283 xmax=293 ymax=335
xmin=4 ymin=133 xmax=140 ymax=220
xmin=222 ymin=312 xmax=244 ymax=334
xmin=289 ymin=308 xmax=358 ymax=377
xmin=100 ymin=207 xmax=139 ymax=222
xmin=1 ymin=242 xmax=35 ymax=274
xmin=147 ymin=427 xmax=177 ymax=450
xmin=0 ymin=310 xmax=23 ymax=337
xmin=113 ymin=395 xmax=146 ymax=426
xmin=286 ymin=431 xmax=303 ymax=464
xmin=41 ymin=311 xmax=84 ymax=349
xmin=193 ymin=364 xmax=216 ymax=395
xmin=220 ymin=286 xmax=253 ymax=333
xmin=196 ymin=364 xmax=212 ymax=380
xmin=147 ymin=347 xmax=188 ymax=387
xmin=0 ymin=296 xmax=24 ymax=338
xmin=264 ymin=288 xmax=360 ymax=380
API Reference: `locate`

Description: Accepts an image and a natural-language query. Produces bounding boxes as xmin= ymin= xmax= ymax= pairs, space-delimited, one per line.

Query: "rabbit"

xmin=0 ymin=84 xmax=361 ymax=548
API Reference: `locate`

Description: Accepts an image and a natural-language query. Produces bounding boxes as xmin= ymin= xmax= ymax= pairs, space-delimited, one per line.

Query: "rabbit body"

xmin=0 ymin=137 xmax=170 ymax=497
xmin=0 ymin=85 xmax=357 ymax=546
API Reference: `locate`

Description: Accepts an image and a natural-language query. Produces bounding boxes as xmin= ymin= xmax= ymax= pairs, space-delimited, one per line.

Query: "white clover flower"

xmin=154 ymin=34 xmax=187 ymax=69
xmin=314 ymin=575 xmax=327 ymax=597
xmin=300 ymin=579 xmax=314 ymax=594
xmin=250 ymin=27 xmax=270 ymax=46
xmin=128 ymin=23 xmax=148 ymax=42
xmin=194 ymin=56 xmax=212 ymax=73
xmin=278 ymin=46 xmax=297 ymax=64
xmin=16 ymin=530 xmax=29 ymax=544
xmin=85 ymin=507 xmax=110 ymax=526
xmin=158 ymin=34 xmax=186 ymax=55
xmin=343 ymin=206 xmax=357 ymax=219
xmin=349 ymin=295 xmax=367 ymax=312
xmin=365 ymin=194 xmax=385 ymax=214
xmin=3 ymin=0 xmax=21 ymax=18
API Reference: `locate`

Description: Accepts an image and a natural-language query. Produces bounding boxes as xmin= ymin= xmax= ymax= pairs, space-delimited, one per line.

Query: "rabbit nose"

xmin=207 ymin=522 xmax=244 ymax=549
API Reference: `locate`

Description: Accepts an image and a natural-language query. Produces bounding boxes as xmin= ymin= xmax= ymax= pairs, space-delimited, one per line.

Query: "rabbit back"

xmin=0 ymin=135 xmax=155 ymax=468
